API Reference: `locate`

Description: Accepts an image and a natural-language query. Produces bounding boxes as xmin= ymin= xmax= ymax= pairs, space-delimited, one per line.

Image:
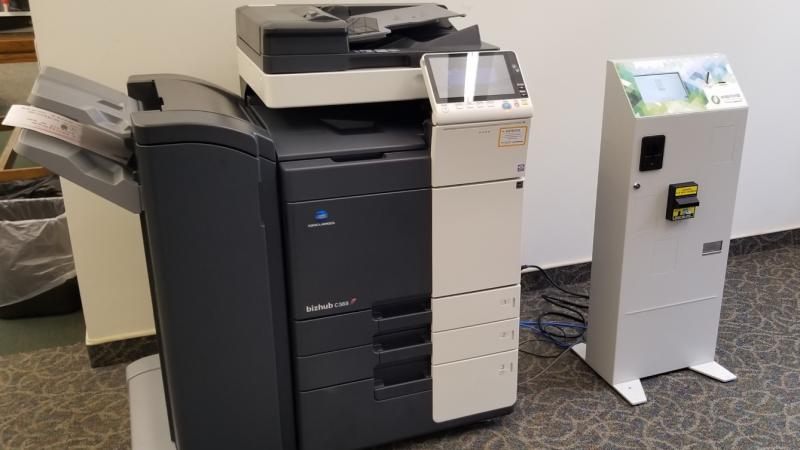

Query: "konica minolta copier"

xmin=11 ymin=4 xmax=533 ymax=449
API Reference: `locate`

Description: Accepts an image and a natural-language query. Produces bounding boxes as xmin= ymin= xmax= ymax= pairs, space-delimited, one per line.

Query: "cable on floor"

xmin=519 ymin=337 xmax=567 ymax=358
xmin=521 ymin=265 xmax=589 ymax=299
xmin=519 ymin=265 xmax=590 ymax=355
xmin=519 ymin=343 xmax=578 ymax=383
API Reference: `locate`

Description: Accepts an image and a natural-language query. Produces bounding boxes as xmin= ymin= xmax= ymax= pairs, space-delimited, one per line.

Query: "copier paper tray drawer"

xmin=296 ymin=373 xmax=514 ymax=450
xmin=295 ymin=327 xmax=431 ymax=391
xmin=293 ymin=298 xmax=431 ymax=356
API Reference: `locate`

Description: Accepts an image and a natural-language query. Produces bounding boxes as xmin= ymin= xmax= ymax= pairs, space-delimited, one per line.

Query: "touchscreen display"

xmin=634 ymin=73 xmax=688 ymax=103
xmin=428 ymin=53 xmax=515 ymax=102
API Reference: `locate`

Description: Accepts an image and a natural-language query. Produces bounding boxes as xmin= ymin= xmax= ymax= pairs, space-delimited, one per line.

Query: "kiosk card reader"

xmin=573 ymin=54 xmax=748 ymax=405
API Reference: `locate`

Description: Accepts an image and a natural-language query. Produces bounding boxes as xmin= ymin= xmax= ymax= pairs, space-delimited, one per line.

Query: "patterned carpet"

xmin=1 ymin=245 xmax=798 ymax=449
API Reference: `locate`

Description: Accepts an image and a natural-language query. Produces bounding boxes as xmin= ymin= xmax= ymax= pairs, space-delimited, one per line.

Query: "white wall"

xmin=60 ymin=179 xmax=154 ymax=344
xmin=446 ymin=1 xmax=800 ymax=267
xmin=31 ymin=0 xmax=800 ymax=272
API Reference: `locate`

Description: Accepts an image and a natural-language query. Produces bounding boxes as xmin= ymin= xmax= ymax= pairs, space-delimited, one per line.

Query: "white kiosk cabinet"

xmin=420 ymin=51 xmax=532 ymax=422
xmin=573 ymin=54 xmax=748 ymax=405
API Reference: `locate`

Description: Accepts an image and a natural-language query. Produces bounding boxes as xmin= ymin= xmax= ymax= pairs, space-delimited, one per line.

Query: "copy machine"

xmin=13 ymin=4 xmax=533 ymax=449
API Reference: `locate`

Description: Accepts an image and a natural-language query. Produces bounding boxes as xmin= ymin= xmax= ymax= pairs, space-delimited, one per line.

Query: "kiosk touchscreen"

xmin=573 ymin=54 xmax=748 ymax=405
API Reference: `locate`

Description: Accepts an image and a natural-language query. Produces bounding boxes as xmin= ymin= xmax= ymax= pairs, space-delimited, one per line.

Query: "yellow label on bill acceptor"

xmin=675 ymin=186 xmax=698 ymax=196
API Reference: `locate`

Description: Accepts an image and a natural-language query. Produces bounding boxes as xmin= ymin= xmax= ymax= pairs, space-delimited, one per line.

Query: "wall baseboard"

xmin=728 ymin=228 xmax=800 ymax=257
xmin=522 ymin=228 xmax=800 ymax=293
xmin=86 ymin=228 xmax=798 ymax=368
xmin=86 ymin=334 xmax=158 ymax=368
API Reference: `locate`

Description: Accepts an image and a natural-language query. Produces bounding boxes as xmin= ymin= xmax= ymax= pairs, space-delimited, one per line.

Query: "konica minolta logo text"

xmin=306 ymin=297 xmax=358 ymax=313
xmin=308 ymin=209 xmax=336 ymax=228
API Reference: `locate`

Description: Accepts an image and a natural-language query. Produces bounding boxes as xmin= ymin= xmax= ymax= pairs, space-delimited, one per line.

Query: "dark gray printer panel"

xmin=128 ymin=76 xmax=296 ymax=450
xmin=266 ymin=93 xmax=439 ymax=450
xmin=282 ymin=152 xmax=431 ymax=325
xmin=279 ymin=150 xmax=430 ymax=203
xmin=13 ymin=69 xmax=297 ymax=448
xmin=236 ymin=4 xmax=348 ymax=57
xmin=283 ymin=187 xmax=431 ymax=321
xmin=129 ymin=73 xmax=250 ymax=121
xmin=129 ymin=74 xmax=279 ymax=159
xmin=136 ymin=142 xmax=293 ymax=450
xmin=236 ymin=4 xmax=497 ymax=74
xmin=260 ymin=99 xmax=432 ymax=321
xmin=248 ymin=98 xmax=428 ymax=161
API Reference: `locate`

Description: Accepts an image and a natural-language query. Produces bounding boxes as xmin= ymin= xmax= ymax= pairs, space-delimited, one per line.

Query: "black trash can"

xmin=0 ymin=194 xmax=81 ymax=319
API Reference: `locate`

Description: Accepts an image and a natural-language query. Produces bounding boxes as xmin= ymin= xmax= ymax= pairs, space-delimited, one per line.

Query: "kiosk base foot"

xmin=571 ymin=342 xmax=586 ymax=360
xmin=572 ymin=343 xmax=647 ymax=406
xmin=612 ymin=379 xmax=647 ymax=406
xmin=689 ymin=361 xmax=737 ymax=382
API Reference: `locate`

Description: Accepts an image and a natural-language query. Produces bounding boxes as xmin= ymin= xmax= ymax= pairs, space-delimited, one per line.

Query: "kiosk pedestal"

xmin=575 ymin=54 xmax=748 ymax=405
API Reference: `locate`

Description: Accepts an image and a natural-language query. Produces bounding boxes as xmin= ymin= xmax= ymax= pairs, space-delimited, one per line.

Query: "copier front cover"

xmin=248 ymin=94 xmax=433 ymax=321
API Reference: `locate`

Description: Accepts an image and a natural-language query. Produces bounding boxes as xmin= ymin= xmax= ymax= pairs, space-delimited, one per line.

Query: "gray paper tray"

xmin=14 ymin=129 xmax=141 ymax=213
xmin=13 ymin=67 xmax=142 ymax=212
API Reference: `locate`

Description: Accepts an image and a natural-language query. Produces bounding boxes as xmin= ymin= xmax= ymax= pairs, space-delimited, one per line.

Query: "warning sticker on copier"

xmin=498 ymin=126 xmax=528 ymax=147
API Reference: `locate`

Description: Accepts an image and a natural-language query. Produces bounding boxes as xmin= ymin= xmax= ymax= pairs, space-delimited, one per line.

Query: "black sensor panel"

xmin=640 ymin=135 xmax=665 ymax=171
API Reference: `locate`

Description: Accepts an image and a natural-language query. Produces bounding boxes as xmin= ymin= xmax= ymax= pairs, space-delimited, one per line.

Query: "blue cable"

xmin=520 ymin=321 xmax=587 ymax=349
xmin=520 ymin=321 xmax=586 ymax=329
xmin=518 ymin=265 xmax=590 ymax=353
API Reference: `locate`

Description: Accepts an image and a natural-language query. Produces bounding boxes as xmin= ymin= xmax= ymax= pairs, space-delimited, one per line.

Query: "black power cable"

xmin=522 ymin=265 xmax=589 ymax=299
xmin=520 ymin=265 xmax=590 ymax=354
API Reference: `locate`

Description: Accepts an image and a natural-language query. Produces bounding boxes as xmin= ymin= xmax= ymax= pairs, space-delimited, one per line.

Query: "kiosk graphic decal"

xmin=615 ymin=54 xmax=746 ymax=117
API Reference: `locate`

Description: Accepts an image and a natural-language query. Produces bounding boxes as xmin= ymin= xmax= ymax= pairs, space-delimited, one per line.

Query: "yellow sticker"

xmin=672 ymin=206 xmax=697 ymax=219
xmin=675 ymin=186 xmax=698 ymax=196
xmin=498 ymin=126 xmax=528 ymax=147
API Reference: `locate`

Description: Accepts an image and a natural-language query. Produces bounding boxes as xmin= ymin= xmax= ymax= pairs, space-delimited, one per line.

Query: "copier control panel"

xmin=421 ymin=51 xmax=533 ymax=125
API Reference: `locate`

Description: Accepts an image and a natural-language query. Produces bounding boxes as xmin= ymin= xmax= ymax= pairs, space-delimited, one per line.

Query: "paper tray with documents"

xmin=8 ymin=66 xmax=142 ymax=213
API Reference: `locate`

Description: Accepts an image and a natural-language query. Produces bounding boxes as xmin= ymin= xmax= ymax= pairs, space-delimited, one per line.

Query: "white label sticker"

xmin=2 ymin=104 xmax=131 ymax=163
xmin=703 ymin=83 xmax=747 ymax=110
xmin=498 ymin=126 xmax=528 ymax=147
